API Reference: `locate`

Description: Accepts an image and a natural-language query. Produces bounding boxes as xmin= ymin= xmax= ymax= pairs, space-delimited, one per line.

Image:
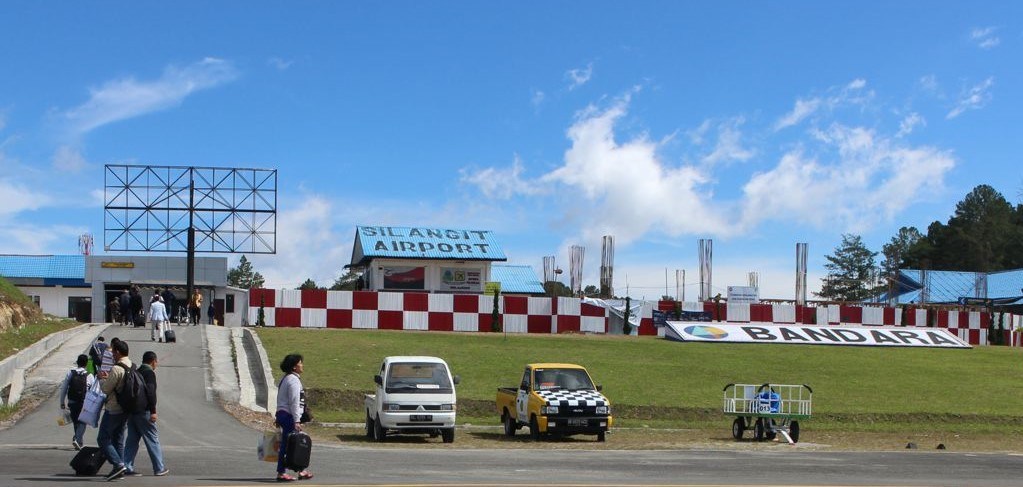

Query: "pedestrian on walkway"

xmin=108 ymin=297 xmax=121 ymax=325
xmin=96 ymin=338 xmax=135 ymax=481
xmin=124 ymin=351 xmax=168 ymax=477
xmin=148 ymin=294 xmax=169 ymax=342
xmin=89 ymin=336 xmax=113 ymax=376
xmin=274 ymin=354 xmax=313 ymax=482
xmin=207 ymin=301 xmax=215 ymax=325
xmin=188 ymin=289 xmax=203 ymax=326
xmin=160 ymin=289 xmax=176 ymax=324
xmin=118 ymin=290 xmax=131 ymax=326
xmin=59 ymin=354 xmax=95 ymax=450
xmin=130 ymin=286 xmax=144 ymax=327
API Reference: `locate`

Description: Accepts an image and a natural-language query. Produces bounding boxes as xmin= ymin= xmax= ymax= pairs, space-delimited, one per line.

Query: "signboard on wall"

xmin=382 ymin=266 xmax=426 ymax=290
xmin=484 ymin=281 xmax=501 ymax=296
xmin=663 ymin=322 xmax=970 ymax=349
xmin=727 ymin=286 xmax=759 ymax=304
xmin=439 ymin=267 xmax=482 ymax=292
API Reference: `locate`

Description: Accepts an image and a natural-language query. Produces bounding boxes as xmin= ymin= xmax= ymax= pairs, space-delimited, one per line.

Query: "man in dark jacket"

xmin=129 ymin=286 xmax=144 ymax=327
xmin=118 ymin=290 xmax=131 ymax=326
xmin=123 ymin=351 xmax=168 ymax=477
xmin=160 ymin=289 xmax=176 ymax=324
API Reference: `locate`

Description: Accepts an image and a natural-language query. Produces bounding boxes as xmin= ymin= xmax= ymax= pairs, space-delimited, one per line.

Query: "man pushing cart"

xmin=723 ymin=383 xmax=812 ymax=444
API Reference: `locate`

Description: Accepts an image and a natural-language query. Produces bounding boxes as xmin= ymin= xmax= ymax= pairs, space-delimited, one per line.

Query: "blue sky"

xmin=1 ymin=2 xmax=1020 ymax=300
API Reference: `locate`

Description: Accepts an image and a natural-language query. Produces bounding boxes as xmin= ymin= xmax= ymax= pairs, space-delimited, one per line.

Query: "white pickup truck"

xmin=364 ymin=356 xmax=459 ymax=443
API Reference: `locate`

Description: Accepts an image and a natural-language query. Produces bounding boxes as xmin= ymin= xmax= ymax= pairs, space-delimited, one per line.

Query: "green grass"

xmin=0 ymin=276 xmax=34 ymax=307
xmin=0 ymin=316 xmax=80 ymax=362
xmin=256 ymin=328 xmax=1023 ymax=431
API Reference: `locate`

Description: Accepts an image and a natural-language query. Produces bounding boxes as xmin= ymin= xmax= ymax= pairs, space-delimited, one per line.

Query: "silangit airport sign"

xmin=664 ymin=322 xmax=970 ymax=349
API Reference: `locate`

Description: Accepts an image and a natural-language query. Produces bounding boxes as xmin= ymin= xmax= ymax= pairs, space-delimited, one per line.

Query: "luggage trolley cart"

xmin=723 ymin=383 xmax=812 ymax=444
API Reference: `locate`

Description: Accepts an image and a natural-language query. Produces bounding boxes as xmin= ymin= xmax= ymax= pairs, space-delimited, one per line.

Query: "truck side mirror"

xmin=453 ymin=375 xmax=461 ymax=385
xmin=374 ymin=374 xmax=383 ymax=386
xmin=596 ymin=384 xmax=603 ymax=392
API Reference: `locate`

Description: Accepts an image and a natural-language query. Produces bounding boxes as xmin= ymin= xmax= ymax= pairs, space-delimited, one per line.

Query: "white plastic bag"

xmin=79 ymin=381 xmax=106 ymax=428
xmin=257 ymin=430 xmax=281 ymax=462
xmin=57 ymin=410 xmax=73 ymax=426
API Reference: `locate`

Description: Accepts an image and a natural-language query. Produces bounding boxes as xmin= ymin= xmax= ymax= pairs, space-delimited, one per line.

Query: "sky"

xmin=1 ymin=2 xmax=1021 ymax=301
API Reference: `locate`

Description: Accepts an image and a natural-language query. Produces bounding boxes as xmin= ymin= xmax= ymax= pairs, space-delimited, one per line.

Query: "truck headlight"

xmin=384 ymin=403 xmax=400 ymax=411
xmin=595 ymin=406 xmax=609 ymax=415
xmin=542 ymin=405 xmax=559 ymax=415
xmin=439 ymin=404 xmax=456 ymax=411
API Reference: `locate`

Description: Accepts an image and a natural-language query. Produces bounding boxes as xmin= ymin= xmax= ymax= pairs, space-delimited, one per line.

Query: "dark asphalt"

xmin=2 ymin=324 xmax=1022 ymax=486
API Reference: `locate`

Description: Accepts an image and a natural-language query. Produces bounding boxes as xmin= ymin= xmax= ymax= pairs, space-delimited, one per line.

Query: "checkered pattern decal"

xmin=535 ymin=389 xmax=608 ymax=407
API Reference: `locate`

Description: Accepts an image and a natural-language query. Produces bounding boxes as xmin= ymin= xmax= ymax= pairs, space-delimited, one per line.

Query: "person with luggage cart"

xmin=274 ymin=354 xmax=313 ymax=482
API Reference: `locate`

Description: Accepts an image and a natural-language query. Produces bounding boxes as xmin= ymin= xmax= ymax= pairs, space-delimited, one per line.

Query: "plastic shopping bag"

xmin=257 ymin=431 xmax=281 ymax=462
xmin=57 ymin=410 xmax=73 ymax=426
xmin=79 ymin=381 xmax=106 ymax=428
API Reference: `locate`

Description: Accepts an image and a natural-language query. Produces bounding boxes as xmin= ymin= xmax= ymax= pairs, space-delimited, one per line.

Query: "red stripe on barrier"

xmin=275 ymin=308 xmax=301 ymax=327
xmin=326 ymin=309 xmax=352 ymax=329
xmin=504 ymin=296 xmax=527 ymax=315
xmin=527 ymin=315 xmax=552 ymax=334
xmin=638 ymin=317 xmax=656 ymax=335
xmin=840 ymin=305 xmax=862 ymax=324
xmin=353 ymin=291 xmax=378 ymax=310
xmin=301 ymin=289 xmax=327 ymax=309
xmin=581 ymin=302 xmax=605 ymax=318
xmin=558 ymin=315 xmax=580 ymax=333
xmin=378 ymin=310 xmax=402 ymax=330
xmin=453 ymin=294 xmax=478 ymax=313
xmin=428 ymin=312 xmax=453 ymax=332
xmin=250 ymin=288 xmax=275 ymax=308
xmin=404 ymin=292 xmax=429 ymax=312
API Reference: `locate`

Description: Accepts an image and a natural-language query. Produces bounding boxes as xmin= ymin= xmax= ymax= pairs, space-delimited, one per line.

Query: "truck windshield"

xmin=534 ymin=368 xmax=595 ymax=391
xmin=386 ymin=363 xmax=452 ymax=392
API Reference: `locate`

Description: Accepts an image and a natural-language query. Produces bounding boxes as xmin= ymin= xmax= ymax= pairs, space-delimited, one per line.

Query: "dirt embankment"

xmin=0 ymin=300 xmax=42 ymax=333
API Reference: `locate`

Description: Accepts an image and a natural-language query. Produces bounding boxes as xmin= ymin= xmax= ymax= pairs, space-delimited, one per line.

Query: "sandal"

xmin=276 ymin=473 xmax=296 ymax=482
xmin=298 ymin=471 xmax=314 ymax=480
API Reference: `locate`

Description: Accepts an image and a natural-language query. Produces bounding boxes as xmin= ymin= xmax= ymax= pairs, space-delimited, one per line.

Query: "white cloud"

xmin=248 ymin=195 xmax=349 ymax=289
xmin=268 ymin=57 xmax=294 ymax=70
xmin=0 ymin=222 xmax=84 ymax=254
xmin=0 ymin=178 xmax=51 ymax=218
xmin=62 ymin=57 xmax=239 ymax=136
xmin=460 ymin=155 xmax=546 ymax=199
xmin=918 ymin=74 xmax=941 ymax=97
xmin=52 ymin=145 xmax=87 ymax=172
xmin=846 ymin=78 xmax=867 ymax=90
xmin=531 ymin=89 xmax=545 ymax=108
xmin=740 ymin=123 xmax=954 ymax=232
xmin=541 ymin=96 xmax=733 ymax=244
xmin=701 ymin=118 xmax=754 ymax=166
xmin=946 ymin=77 xmax=995 ymax=119
xmin=566 ymin=63 xmax=593 ymax=91
xmin=970 ymin=26 xmax=1000 ymax=49
xmin=775 ymin=97 xmax=821 ymax=131
xmin=896 ymin=112 xmax=925 ymax=138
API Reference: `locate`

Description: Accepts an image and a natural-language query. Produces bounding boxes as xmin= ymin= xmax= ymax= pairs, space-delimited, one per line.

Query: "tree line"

xmin=818 ymin=184 xmax=1023 ymax=302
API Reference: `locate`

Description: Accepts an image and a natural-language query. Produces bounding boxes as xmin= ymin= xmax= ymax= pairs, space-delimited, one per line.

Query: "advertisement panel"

xmin=382 ymin=266 xmax=426 ymax=290
xmin=438 ymin=267 xmax=482 ymax=293
xmin=727 ymin=286 xmax=759 ymax=304
xmin=663 ymin=322 xmax=970 ymax=349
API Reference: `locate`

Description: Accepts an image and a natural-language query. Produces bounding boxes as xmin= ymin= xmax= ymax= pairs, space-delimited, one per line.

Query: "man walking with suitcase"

xmin=148 ymin=294 xmax=169 ymax=342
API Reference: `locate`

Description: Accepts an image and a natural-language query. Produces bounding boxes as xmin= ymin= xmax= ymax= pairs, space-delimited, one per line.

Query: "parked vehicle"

xmin=364 ymin=356 xmax=459 ymax=443
xmin=496 ymin=363 xmax=612 ymax=442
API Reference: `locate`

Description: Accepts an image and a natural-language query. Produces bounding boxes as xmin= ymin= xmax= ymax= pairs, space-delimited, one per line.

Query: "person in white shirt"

xmin=148 ymin=294 xmax=169 ymax=342
xmin=274 ymin=354 xmax=313 ymax=482
xmin=59 ymin=354 xmax=95 ymax=450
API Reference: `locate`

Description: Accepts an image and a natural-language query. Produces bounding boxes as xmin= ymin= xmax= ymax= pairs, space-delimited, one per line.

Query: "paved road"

xmin=2 ymin=324 xmax=1023 ymax=486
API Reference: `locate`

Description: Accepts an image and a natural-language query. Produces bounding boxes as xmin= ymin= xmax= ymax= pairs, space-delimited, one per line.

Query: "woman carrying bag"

xmin=274 ymin=354 xmax=313 ymax=482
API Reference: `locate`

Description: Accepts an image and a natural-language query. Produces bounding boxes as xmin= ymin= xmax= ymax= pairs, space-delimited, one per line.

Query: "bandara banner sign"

xmin=664 ymin=321 xmax=970 ymax=349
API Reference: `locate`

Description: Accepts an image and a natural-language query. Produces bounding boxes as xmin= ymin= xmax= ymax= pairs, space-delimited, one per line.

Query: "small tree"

xmin=622 ymin=296 xmax=632 ymax=335
xmin=256 ymin=294 xmax=266 ymax=327
xmin=491 ymin=291 xmax=502 ymax=333
xmin=297 ymin=279 xmax=320 ymax=290
xmin=817 ymin=234 xmax=879 ymax=302
xmin=330 ymin=270 xmax=363 ymax=291
xmin=228 ymin=255 xmax=265 ymax=289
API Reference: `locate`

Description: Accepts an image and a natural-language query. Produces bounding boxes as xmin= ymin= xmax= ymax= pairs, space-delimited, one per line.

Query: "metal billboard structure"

xmin=103 ymin=165 xmax=277 ymax=300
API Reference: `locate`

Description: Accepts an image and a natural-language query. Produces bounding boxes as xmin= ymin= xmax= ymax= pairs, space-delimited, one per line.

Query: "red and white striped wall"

xmin=247 ymin=289 xmax=1017 ymax=345
xmin=248 ymin=289 xmax=612 ymax=334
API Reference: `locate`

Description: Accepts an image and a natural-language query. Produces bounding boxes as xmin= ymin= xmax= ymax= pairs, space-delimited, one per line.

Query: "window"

xmin=226 ymin=294 xmax=235 ymax=313
xmin=28 ymin=295 xmax=41 ymax=306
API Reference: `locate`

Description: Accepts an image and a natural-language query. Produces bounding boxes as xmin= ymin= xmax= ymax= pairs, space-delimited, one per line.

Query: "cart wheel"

xmin=766 ymin=419 xmax=777 ymax=441
xmin=790 ymin=421 xmax=800 ymax=443
xmin=731 ymin=417 xmax=745 ymax=440
xmin=754 ymin=418 xmax=765 ymax=441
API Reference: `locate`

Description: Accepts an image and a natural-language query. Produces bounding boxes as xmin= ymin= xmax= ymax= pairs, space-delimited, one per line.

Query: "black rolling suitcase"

xmin=70 ymin=446 xmax=106 ymax=476
xmin=134 ymin=313 xmax=146 ymax=328
xmin=285 ymin=431 xmax=312 ymax=471
xmin=164 ymin=329 xmax=176 ymax=343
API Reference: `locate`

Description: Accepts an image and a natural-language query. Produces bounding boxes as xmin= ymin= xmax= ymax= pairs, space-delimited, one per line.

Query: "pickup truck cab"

xmin=364 ymin=356 xmax=459 ymax=443
xmin=496 ymin=363 xmax=612 ymax=442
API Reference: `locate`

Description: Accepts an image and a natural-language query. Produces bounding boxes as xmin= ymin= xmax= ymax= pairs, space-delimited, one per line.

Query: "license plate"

xmin=410 ymin=414 xmax=432 ymax=422
xmin=567 ymin=418 xmax=587 ymax=426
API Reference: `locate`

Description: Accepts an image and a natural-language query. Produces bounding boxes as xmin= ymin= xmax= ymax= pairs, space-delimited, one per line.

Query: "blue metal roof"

xmin=888 ymin=268 xmax=1023 ymax=304
xmin=0 ymin=255 xmax=85 ymax=280
xmin=351 ymin=225 xmax=507 ymax=265
xmin=491 ymin=264 xmax=545 ymax=295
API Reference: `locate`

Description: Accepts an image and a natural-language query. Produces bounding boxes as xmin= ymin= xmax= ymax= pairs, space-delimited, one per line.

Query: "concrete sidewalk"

xmin=2 ymin=322 xmax=110 ymax=408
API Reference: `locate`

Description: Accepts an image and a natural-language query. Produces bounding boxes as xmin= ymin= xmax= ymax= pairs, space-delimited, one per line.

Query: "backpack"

xmin=115 ymin=363 xmax=148 ymax=413
xmin=68 ymin=370 xmax=88 ymax=402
